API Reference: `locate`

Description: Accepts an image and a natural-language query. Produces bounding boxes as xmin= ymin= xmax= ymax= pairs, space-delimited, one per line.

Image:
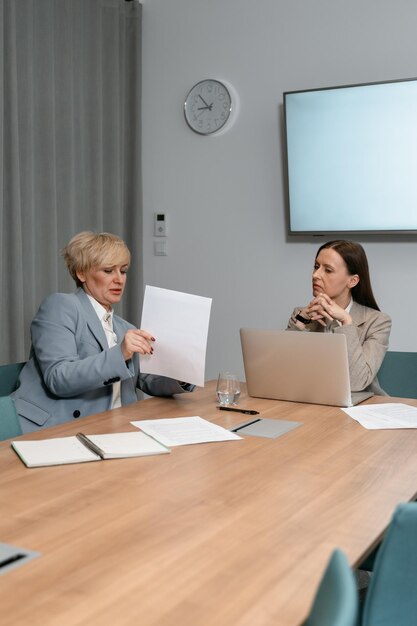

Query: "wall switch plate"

xmin=154 ymin=240 xmax=167 ymax=256
xmin=154 ymin=213 xmax=166 ymax=236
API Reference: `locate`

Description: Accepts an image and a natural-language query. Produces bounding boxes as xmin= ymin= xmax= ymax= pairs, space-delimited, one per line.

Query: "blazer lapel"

xmin=349 ymin=301 xmax=367 ymax=327
xmin=75 ymin=288 xmax=108 ymax=350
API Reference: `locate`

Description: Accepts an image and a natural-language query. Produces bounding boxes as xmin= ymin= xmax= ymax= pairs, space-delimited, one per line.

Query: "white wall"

xmin=141 ymin=0 xmax=417 ymax=381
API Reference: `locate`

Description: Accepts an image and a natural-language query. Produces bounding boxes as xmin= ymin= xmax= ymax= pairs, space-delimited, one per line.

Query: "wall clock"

xmin=184 ymin=79 xmax=235 ymax=135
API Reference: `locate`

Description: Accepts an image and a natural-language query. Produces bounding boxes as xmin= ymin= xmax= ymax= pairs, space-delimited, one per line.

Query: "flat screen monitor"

xmin=283 ymin=77 xmax=417 ymax=235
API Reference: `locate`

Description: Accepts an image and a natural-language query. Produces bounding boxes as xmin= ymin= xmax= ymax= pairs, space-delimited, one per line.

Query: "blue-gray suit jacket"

xmin=12 ymin=289 xmax=191 ymax=433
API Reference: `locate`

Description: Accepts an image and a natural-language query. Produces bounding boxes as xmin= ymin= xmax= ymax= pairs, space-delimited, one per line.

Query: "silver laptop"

xmin=240 ymin=328 xmax=373 ymax=407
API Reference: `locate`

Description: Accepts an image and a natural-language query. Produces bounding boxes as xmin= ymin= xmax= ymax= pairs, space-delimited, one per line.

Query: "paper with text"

xmin=131 ymin=416 xmax=242 ymax=446
xmin=342 ymin=403 xmax=417 ymax=429
xmin=139 ymin=286 xmax=212 ymax=387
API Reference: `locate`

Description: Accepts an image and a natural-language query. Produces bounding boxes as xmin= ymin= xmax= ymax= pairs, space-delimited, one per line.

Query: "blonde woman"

xmin=12 ymin=231 xmax=193 ymax=432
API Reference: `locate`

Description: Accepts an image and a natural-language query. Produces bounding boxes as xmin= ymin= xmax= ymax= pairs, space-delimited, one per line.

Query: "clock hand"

xmin=195 ymin=109 xmax=207 ymax=119
xmin=198 ymin=94 xmax=210 ymax=107
xmin=197 ymin=106 xmax=210 ymax=110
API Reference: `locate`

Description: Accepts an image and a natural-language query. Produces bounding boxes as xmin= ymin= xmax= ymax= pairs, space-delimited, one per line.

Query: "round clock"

xmin=184 ymin=79 xmax=234 ymax=135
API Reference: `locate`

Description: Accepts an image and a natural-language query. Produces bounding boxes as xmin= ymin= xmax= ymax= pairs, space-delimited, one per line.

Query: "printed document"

xmin=342 ymin=403 xmax=417 ymax=429
xmin=131 ymin=416 xmax=242 ymax=446
xmin=139 ymin=286 xmax=212 ymax=387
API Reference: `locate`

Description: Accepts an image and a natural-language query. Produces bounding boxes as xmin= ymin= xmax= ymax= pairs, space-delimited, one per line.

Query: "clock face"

xmin=184 ymin=80 xmax=232 ymax=135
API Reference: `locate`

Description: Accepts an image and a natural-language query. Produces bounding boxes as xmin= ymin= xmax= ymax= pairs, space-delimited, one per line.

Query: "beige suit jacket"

xmin=287 ymin=301 xmax=391 ymax=395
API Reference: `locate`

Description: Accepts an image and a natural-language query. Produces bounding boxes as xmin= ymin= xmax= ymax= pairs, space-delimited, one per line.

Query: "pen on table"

xmin=217 ymin=406 xmax=259 ymax=415
xmin=76 ymin=432 xmax=103 ymax=457
xmin=231 ymin=418 xmax=262 ymax=433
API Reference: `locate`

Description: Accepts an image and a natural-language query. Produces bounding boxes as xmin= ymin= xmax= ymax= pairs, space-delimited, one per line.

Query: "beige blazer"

xmin=287 ymin=301 xmax=391 ymax=395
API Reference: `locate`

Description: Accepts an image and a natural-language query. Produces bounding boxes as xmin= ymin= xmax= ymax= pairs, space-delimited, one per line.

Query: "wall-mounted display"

xmin=284 ymin=77 xmax=417 ymax=235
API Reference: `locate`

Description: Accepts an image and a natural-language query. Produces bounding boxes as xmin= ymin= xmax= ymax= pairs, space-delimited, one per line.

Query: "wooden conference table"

xmin=1 ymin=382 xmax=417 ymax=626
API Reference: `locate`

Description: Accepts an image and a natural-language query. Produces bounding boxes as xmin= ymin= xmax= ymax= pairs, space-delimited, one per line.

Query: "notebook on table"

xmin=240 ymin=328 xmax=373 ymax=407
xmin=11 ymin=431 xmax=171 ymax=468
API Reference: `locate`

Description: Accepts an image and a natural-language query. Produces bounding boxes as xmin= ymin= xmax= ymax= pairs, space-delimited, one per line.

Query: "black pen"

xmin=231 ymin=418 xmax=262 ymax=433
xmin=76 ymin=432 xmax=104 ymax=457
xmin=217 ymin=406 xmax=259 ymax=415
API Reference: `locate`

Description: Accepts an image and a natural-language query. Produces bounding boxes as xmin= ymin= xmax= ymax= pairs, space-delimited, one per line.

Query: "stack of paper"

xmin=342 ymin=403 xmax=417 ymax=429
xmin=131 ymin=416 xmax=242 ymax=446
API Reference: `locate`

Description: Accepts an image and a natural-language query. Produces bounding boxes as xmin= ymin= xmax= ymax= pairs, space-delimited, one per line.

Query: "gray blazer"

xmin=287 ymin=301 xmax=391 ymax=395
xmin=12 ymin=289 xmax=191 ymax=432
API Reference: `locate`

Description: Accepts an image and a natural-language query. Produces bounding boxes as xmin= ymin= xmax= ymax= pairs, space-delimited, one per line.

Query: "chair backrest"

xmin=0 ymin=361 xmax=25 ymax=396
xmin=362 ymin=502 xmax=417 ymax=626
xmin=305 ymin=549 xmax=359 ymax=626
xmin=0 ymin=396 xmax=23 ymax=440
xmin=377 ymin=351 xmax=417 ymax=398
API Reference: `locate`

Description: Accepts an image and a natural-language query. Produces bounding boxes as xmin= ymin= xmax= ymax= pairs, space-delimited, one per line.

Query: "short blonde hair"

xmin=62 ymin=231 xmax=131 ymax=287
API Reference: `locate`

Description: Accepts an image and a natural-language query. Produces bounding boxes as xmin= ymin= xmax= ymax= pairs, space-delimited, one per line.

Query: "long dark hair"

xmin=316 ymin=240 xmax=380 ymax=311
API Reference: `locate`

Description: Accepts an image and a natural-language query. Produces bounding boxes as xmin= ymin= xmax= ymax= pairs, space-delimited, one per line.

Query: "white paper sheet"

xmin=139 ymin=286 xmax=212 ymax=387
xmin=131 ymin=416 xmax=242 ymax=446
xmin=342 ymin=403 xmax=417 ymax=429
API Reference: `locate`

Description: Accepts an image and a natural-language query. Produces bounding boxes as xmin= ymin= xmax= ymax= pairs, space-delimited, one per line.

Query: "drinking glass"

xmin=216 ymin=372 xmax=241 ymax=406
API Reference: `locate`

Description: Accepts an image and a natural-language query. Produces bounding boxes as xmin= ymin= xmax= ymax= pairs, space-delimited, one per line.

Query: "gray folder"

xmin=0 ymin=543 xmax=40 ymax=575
xmin=232 ymin=418 xmax=302 ymax=439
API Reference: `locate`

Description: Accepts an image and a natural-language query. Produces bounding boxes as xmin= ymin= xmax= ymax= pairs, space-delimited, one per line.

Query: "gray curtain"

xmin=0 ymin=0 xmax=142 ymax=364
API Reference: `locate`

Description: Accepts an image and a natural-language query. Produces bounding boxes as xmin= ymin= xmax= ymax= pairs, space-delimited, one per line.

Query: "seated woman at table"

xmin=12 ymin=231 xmax=194 ymax=433
xmin=287 ymin=240 xmax=391 ymax=395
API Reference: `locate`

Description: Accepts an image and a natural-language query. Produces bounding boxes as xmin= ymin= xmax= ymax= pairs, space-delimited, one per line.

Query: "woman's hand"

xmin=307 ymin=293 xmax=352 ymax=326
xmin=121 ymin=329 xmax=155 ymax=361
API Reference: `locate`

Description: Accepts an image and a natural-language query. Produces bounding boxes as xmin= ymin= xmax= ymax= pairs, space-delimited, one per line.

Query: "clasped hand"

xmin=121 ymin=329 xmax=155 ymax=360
xmin=306 ymin=293 xmax=351 ymax=326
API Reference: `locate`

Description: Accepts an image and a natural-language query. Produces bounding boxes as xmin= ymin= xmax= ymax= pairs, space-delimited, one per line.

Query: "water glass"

xmin=216 ymin=372 xmax=241 ymax=406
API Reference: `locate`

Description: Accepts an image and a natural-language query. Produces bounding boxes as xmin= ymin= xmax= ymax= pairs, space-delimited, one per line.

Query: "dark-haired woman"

xmin=287 ymin=240 xmax=391 ymax=394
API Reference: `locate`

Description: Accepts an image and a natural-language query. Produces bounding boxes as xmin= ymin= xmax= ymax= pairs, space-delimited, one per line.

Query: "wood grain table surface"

xmin=1 ymin=381 xmax=417 ymax=626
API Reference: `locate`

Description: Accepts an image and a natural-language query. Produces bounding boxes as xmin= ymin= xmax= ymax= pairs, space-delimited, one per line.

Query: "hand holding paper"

xmin=139 ymin=286 xmax=212 ymax=387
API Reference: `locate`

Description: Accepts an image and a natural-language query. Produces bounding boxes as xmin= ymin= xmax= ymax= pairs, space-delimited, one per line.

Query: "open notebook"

xmin=240 ymin=328 xmax=373 ymax=407
xmin=11 ymin=431 xmax=170 ymax=468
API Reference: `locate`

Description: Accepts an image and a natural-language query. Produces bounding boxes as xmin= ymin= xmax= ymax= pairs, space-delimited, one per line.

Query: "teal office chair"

xmin=377 ymin=351 xmax=417 ymax=398
xmin=359 ymin=352 xmax=417 ymax=573
xmin=0 ymin=396 xmax=22 ymax=440
xmin=0 ymin=361 xmax=25 ymax=396
xmin=362 ymin=502 xmax=417 ymax=626
xmin=0 ymin=361 xmax=25 ymax=440
xmin=304 ymin=549 xmax=359 ymax=626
